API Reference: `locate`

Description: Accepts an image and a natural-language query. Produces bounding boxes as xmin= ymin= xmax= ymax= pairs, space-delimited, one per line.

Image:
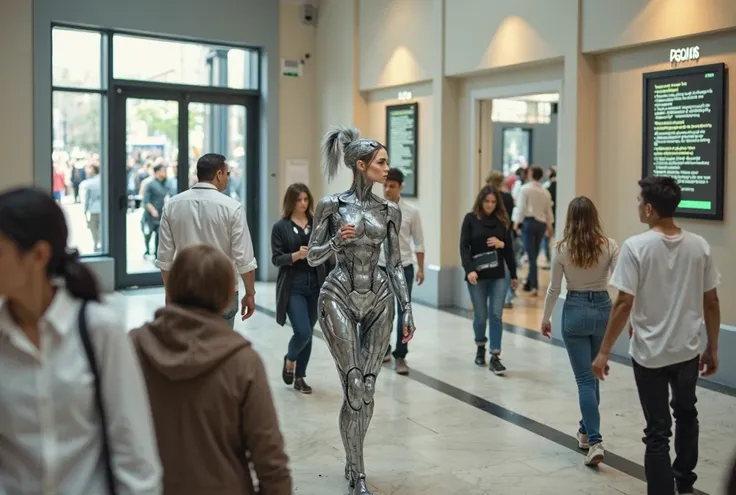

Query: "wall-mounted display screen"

xmin=385 ymin=102 xmax=418 ymax=197
xmin=642 ymin=63 xmax=727 ymax=220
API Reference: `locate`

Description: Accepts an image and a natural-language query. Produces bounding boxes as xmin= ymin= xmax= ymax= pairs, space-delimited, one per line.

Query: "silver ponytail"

xmin=321 ymin=126 xmax=361 ymax=183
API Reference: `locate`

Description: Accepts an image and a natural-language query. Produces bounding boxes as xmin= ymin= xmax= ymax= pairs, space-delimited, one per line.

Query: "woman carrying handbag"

xmin=460 ymin=185 xmax=518 ymax=375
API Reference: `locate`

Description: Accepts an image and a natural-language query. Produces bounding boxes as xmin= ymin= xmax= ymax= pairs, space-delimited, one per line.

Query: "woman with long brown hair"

xmin=459 ymin=185 xmax=518 ymax=375
xmin=271 ymin=183 xmax=330 ymax=394
xmin=540 ymin=196 xmax=619 ymax=467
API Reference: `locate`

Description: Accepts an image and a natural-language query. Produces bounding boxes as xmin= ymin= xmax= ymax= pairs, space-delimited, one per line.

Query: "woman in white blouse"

xmin=0 ymin=188 xmax=162 ymax=494
xmin=540 ymin=196 xmax=619 ymax=467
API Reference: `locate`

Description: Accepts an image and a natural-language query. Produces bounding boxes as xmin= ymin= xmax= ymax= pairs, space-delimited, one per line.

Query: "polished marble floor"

xmin=115 ymin=283 xmax=735 ymax=495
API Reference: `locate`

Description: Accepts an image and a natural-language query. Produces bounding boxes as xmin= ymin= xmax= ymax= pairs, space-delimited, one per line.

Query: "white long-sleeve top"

xmin=155 ymin=183 xmax=258 ymax=289
xmin=0 ymin=288 xmax=162 ymax=495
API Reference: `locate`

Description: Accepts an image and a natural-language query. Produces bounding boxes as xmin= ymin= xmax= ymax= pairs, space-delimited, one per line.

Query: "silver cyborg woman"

xmin=307 ymin=126 xmax=416 ymax=495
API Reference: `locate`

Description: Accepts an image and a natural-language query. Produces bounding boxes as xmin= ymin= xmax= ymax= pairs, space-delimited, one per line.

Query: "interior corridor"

xmin=118 ymin=284 xmax=736 ymax=495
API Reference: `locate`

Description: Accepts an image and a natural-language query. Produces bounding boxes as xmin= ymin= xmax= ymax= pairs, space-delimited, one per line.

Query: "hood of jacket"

xmin=132 ymin=305 xmax=250 ymax=381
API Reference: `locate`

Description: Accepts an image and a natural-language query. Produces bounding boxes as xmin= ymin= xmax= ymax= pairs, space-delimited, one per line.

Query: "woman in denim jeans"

xmin=540 ymin=196 xmax=619 ymax=466
xmin=271 ymin=183 xmax=331 ymax=394
xmin=460 ymin=185 xmax=518 ymax=375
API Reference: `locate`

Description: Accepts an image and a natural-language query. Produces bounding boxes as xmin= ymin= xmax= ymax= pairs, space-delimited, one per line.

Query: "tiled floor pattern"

xmin=115 ymin=285 xmax=735 ymax=494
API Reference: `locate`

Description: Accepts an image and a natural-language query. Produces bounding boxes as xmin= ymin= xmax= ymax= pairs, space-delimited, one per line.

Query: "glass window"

xmin=113 ymin=34 xmax=258 ymax=90
xmin=52 ymin=28 xmax=103 ymax=89
xmin=491 ymin=99 xmax=552 ymax=124
xmin=52 ymin=91 xmax=105 ymax=256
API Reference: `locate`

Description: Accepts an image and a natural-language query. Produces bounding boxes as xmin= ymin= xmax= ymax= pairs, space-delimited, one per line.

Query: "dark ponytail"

xmin=0 ymin=187 xmax=101 ymax=301
xmin=58 ymin=249 xmax=101 ymax=302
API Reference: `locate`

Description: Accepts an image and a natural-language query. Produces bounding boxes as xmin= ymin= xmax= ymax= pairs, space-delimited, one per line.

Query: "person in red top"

xmin=52 ymin=165 xmax=66 ymax=202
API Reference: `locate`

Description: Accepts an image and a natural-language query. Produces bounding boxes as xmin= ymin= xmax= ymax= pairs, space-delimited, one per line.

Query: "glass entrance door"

xmin=186 ymin=102 xmax=248 ymax=202
xmin=111 ymin=86 xmax=259 ymax=289
xmin=112 ymin=93 xmax=182 ymax=288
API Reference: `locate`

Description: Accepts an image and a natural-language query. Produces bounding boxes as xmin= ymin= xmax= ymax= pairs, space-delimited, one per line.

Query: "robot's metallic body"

xmin=308 ymin=127 xmax=415 ymax=495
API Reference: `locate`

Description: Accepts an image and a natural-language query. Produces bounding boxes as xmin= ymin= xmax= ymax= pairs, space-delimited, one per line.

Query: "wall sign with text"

xmin=641 ymin=63 xmax=727 ymax=220
xmin=670 ymin=46 xmax=700 ymax=65
xmin=385 ymin=102 xmax=419 ymax=197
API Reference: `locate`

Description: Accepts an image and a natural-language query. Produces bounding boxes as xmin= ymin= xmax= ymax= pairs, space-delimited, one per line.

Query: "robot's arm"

xmin=307 ymin=196 xmax=340 ymax=267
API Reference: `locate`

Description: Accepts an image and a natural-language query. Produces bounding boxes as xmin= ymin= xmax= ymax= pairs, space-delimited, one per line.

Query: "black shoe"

xmin=281 ymin=355 xmax=294 ymax=385
xmin=294 ymin=378 xmax=312 ymax=394
xmin=474 ymin=346 xmax=486 ymax=366
xmin=489 ymin=355 xmax=507 ymax=375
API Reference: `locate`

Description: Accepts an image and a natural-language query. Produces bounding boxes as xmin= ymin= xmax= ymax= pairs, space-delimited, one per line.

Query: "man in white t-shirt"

xmin=592 ymin=176 xmax=720 ymax=495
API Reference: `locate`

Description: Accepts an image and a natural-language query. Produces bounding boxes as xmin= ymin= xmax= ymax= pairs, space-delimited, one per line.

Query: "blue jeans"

xmin=286 ymin=270 xmax=320 ymax=378
xmin=561 ymin=290 xmax=612 ymax=445
xmin=521 ymin=218 xmax=546 ymax=289
xmin=504 ymin=262 xmax=514 ymax=305
xmin=541 ymin=233 xmax=551 ymax=262
xmin=467 ymin=277 xmax=506 ymax=353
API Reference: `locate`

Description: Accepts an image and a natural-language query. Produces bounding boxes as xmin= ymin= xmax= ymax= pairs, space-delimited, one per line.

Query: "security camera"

xmin=301 ymin=4 xmax=318 ymax=26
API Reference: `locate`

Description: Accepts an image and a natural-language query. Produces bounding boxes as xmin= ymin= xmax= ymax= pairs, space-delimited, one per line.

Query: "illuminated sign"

xmin=670 ymin=46 xmax=700 ymax=65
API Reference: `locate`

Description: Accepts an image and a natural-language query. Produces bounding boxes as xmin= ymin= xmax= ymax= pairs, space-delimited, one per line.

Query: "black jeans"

xmin=380 ymin=264 xmax=414 ymax=359
xmin=633 ymin=356 xmax=700 ymax=494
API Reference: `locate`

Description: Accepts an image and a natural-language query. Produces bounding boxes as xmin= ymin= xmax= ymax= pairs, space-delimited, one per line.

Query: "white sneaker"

xmin=584 ymin=443 xmax=605 ymax=466
xmin=576 ymin=431 xmax=589 ymax=449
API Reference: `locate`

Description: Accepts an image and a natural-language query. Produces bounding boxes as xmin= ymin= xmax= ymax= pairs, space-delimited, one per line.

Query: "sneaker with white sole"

xmin=576 ymin=431 xmax=589 ymax=449
xmin=584 ymin=443 xmax=604 ymax=466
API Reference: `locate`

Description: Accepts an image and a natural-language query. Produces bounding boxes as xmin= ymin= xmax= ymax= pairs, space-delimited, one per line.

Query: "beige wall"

xmin=327 ymin=0 xmax=736 ymax=316
xmin=444 ymin=0 xmax=577 ymax=76
xmin=0 ymin=0 xmax=33 ymax=189
xmin=582 ymin=0 xmax=736 ymax=53
xmin=279 ymin=4 xmax=318 ymax=200
xmin=596 ymin=30 xmax=736 ymax=323
xmin=358 ymin=0 xmax=438 ymax=90
xmin=364 ymin=83 xmax=437 ymax=263
xmin=314 ymin=0 xmax=368 ymax=197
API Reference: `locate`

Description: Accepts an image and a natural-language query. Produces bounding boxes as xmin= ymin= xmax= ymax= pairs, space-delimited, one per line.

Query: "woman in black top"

xmin=460 ymin=185 xmax=518 ymax=375
xmin=271 ymin=183 xmax=330 ymax=394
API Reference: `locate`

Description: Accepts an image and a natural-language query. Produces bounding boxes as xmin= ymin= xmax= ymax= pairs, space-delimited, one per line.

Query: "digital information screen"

xmin=642 ymin=63 xmax=727 ymax=220
xmin=385 ymin=103 xmax=419 ymax=197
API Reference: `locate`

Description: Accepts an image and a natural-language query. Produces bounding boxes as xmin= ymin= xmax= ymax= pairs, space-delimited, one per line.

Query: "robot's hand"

xmin=401 ymin=310 xmax=416 ymax=344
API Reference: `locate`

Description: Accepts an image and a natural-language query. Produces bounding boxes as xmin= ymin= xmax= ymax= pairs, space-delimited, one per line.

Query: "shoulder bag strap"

xmin=78 ymin=301 xmax=118 ymax=495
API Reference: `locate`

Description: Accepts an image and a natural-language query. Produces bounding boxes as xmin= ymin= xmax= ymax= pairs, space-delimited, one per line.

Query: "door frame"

xmin=110 ymin=81 xmax=260 ymax=289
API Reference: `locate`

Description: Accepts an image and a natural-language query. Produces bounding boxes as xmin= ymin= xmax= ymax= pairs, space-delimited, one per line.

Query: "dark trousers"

xmin=142 ymin=219 xmax=160 ymax=257
xmin=222 ymin=291 xmax=239 ymax=329
xmin=521 ymin=218 xmax=546 ymax=290
xmin=286 ymin=271 xmax=319 ymax=378
xmin=633 ymin=356 xmax=700 ymax=494
xmin=381 ymin=264 xmax=414 ymax=359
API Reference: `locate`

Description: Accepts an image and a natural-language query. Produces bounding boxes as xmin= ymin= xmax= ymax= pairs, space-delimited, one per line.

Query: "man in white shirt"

xmin=378 ymin=168 xmax=425 ymax=375
xmin=512 ymin=165 xmax=553 ymax=296
xmin=592 ymin=176 xmax=720 ymax=495
xmin=156 ymin=153 xmax=258 ymax=328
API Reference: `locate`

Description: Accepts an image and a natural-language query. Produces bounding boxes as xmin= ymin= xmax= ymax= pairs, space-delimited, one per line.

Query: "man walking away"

xmin=378 ymin=168 xmax=425 ymax=375
xmin=512 ymin=165 xmax=553 ymax=296
xmin=592 ymin=176 xmax=720 ymax=495
xmin=156 ymin=153 xmax=258 ymax=327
